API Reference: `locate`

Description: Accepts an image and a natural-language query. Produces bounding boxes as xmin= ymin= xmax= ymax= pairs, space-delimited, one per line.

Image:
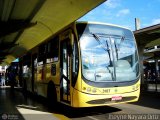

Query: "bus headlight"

xmin=132 ymin=86 xmax=136 ymax=91
xmin=92 ymin=88 xmax=97 ymax=93
xmin=136 ymin=84 xmax=139 ymax=89
xmin=87 ymin=87 xmax=91 ymax=92
xmin=83 ymin=87 xmax=96 ymax=93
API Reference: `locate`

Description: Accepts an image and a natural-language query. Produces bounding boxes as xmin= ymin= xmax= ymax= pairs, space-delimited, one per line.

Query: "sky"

xmin=78 ymin=0 xmax=160 ymax=31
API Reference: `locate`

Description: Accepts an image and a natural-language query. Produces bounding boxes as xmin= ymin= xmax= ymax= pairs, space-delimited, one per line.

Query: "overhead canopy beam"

xmin=0 ymin=0 xmax=106 ymax=65
xmin=0 ymin=42 xmax=18 ymax=51
xmin=0 ymin=20 xmax=36 ymax=37
xmin=135 ymin=32 xmax=160 ymax=46
xmin=134 ymin=24 xmax=160 ymax=47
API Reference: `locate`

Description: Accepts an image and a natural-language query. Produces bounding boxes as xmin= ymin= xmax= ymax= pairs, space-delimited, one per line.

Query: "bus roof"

xmin=76 ymin=21 xmax=131 ymax=31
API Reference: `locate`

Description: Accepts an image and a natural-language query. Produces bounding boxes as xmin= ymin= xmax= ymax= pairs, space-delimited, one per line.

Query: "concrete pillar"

xmin=155 ymin=58 xmax=159 ymax=77
xmin=155 ymin=57 xmax=159 ymax=92
xmin=135 ymin=18 xmax=141 ymax=30
xmin=138 ymin=45 xmax=146 ymax=91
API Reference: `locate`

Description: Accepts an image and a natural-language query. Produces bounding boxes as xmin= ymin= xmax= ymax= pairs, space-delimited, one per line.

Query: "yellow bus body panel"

xmin=72 ymin=80 xmax=140 ymax=107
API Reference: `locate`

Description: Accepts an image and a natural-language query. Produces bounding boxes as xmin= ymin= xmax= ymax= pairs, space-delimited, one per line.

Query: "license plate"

xmin=111 ymin=96 xmax=122 ymax=101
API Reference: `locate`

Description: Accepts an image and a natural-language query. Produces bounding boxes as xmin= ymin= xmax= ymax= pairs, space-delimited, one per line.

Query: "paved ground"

xmin=0 ymin=86 xmax=160 ymax=120
xmin=0 ymin=87 xmax=60 ymax=120
xmin=147 ymin=83 xmax=160 ymax=92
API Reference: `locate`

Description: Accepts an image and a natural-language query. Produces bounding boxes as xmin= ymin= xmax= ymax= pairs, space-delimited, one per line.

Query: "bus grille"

xmin=86 ymin=96 xmax=137 ymax=104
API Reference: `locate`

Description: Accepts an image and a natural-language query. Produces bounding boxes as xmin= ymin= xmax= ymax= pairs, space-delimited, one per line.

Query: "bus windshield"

xmin=77 ymin=23 xmax=139 ymax=82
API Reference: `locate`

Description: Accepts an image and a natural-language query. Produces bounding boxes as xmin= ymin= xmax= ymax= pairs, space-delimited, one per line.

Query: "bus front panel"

xmin=72 ymin=22 xmax=140 ymax=107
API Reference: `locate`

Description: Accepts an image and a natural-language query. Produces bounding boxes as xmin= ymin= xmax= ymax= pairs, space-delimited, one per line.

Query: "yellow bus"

xmin=19 ymin=21 xmax=140 ymax=107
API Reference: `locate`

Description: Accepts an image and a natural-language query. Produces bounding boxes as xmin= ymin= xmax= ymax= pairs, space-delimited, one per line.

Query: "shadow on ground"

xmin=131 ymin=91 xmax=160 ymax=110
xmin=0 ymin=87 xmax=122 ymax=119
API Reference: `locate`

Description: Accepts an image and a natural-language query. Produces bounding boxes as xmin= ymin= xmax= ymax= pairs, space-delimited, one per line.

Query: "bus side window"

xmin=72 ymin=40 xmax=79 ymax=87
xmin=46 ymin=36 xmax=59 ymax=63
xmin=22 ymin=54 xmax=31 ymax=78
xmin=38 ymin=44 xmax=47 ymax=65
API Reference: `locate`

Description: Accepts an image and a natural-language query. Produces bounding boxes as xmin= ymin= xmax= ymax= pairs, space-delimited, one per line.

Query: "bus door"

xmin=37 ymin=44 xmax=46 ymax=82
xmin=60 ymin=31 xmax=73 ymax=104
xmin=32 ymin=53 xmax=37 ymax=92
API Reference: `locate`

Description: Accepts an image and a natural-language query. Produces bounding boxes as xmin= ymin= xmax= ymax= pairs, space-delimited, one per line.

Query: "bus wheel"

xmin=47 ymin=82 xmax=57 ymax=109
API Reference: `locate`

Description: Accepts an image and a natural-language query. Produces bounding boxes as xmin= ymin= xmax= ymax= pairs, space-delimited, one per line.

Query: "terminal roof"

xmin=0 ymin=0 xmax=106 ymax=65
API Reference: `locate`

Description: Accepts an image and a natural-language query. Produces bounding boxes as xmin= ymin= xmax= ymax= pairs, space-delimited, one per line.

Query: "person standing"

xmin=1 ymin=72 xmax=6 ymax=86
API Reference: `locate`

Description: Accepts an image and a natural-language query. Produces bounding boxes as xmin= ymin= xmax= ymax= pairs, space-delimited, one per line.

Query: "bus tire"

xmin=47 ymin=82 xmax=57 ymax=109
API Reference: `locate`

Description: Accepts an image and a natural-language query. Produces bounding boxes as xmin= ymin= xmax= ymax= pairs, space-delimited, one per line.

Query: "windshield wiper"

xmin=91 ymin=33 xmax=114 ymax=81
xmin=113 ymin=36 xmax=125 ymax=60
xmin=108 ymin=36 xmax=116 ymax=81
xmin=114 ymin=40 xmax=118 ymax=60
xmin=118 ymin=36 xmax=125 ymax=50
xmin=92 ymin=33 xmax=112 ymax=66
xmin=91 ymin=34 xmax=126 ymax=81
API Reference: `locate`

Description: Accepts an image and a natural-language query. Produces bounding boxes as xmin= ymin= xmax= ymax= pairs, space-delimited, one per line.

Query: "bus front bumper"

xmin=72 ymin=88 xmax=140 ymax=107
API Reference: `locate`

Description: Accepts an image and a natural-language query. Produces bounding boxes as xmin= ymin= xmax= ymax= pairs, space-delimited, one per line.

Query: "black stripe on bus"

xmin=86 ymin=96 xmax=137 ymax=104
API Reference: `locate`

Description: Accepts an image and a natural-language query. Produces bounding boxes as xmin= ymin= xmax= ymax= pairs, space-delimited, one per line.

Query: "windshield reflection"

xmin=80 ymin=27 xmax=139 ymax=82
